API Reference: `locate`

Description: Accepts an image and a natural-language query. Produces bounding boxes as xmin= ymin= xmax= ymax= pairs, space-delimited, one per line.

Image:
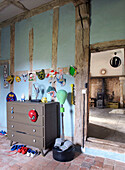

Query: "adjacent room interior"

xmin=88 ymin=48 xmax=125 ymax=144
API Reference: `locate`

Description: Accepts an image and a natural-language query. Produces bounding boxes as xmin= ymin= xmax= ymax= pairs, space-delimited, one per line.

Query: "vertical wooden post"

xmin=52 ymin=7 xmax=59 ymax=70
xmin=51 ymin=7 xmax=59 ymax=100
xmin=29 ymin=28 xmax=34 ymax=100
xmin=119 ymin=77 xmax=125 ymax=108
xmin=10 ymin=24 xmax=15 ymax=92
xmin=74 ymin=0 xmax=90 ymax=146
xmin=0 ymin=29 xmax=1 ymax=58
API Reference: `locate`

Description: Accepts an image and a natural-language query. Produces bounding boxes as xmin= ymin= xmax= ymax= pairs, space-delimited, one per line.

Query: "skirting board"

xmin=81 ymin=147 xmax=125 ymax=163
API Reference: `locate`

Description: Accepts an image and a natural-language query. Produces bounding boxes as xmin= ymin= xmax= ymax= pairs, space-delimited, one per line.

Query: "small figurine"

xmin=21 ymin=94 xmax=25 ymax=102
xmin=41 ymin=97 xmax=48 ymax=103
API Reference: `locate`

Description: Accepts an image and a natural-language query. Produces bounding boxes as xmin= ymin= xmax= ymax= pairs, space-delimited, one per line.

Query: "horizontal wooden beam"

xmin=90 ymin=39 xmax=125 ymax=53
xmin=0 ymin=0 xmax=73 ymax=28
xmin=0 ymin=0 xmax=10 ymax=12
xmin=0 ymin=59 xmax=10 ymax=65
xmin=6 ymin=0 xmax=29 ymax=11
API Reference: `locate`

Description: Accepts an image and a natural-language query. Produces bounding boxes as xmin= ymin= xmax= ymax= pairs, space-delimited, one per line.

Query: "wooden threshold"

xmin=85 ymin=137 xmax=125 ymax=154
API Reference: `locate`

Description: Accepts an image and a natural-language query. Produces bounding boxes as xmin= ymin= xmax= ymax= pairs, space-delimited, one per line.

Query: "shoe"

xmin=54 ymin=138 xmax=64 ymax=148
xmin=27 ymin=149 xmax=32 ymax=157
xmin=30 ymin=150 xmax=38 ymax=158
xmin=17 ymin=147 xmax=24 ymax=153
xmin=59 ymin=140 xmax=73 ymax=151
xmin=22 ymin=147 xmax=28 ymax=154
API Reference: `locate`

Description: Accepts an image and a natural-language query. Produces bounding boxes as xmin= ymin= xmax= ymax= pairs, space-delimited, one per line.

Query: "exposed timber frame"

xmin=0 ymin=0 xmax=72 ymax=28
xmin=10 ymin=24 xmax=15 ymax=92
xmin=74 ymin=0 xmax=90 ymax=146
xmin=0 ymin=0 xmax=91 ymax=147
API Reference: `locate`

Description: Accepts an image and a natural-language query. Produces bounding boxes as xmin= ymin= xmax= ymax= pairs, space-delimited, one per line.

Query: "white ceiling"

xmin=0 ymin=0 xmax=53 ymax=23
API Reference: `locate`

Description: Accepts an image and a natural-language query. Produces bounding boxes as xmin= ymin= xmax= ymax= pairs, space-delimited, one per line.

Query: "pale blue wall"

xmin=1 ymin=26 xmax=10 ymax=60
xmin=57 ymin=3 xmax=75 ymax=137
xmin=0 ymin=26 xmax=10 ymax=131
xmin=57 ymin=3 xmax=75 ymax=67
xmin=90 ymin=0 xmax=125 ymax=44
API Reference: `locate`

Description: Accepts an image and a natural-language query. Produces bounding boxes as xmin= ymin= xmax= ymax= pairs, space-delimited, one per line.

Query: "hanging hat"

xmin=36 ymin=69 xmax=45 ymax=80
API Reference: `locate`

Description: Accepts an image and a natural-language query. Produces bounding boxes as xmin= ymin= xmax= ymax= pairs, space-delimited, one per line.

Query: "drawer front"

xmin=7 ymin=130 xmax=44 ymax=149
xmin=7 ymin=121 xmax=43 ymax=137
xmin=7 ymin=113 xmax=44 ymax=126
xmin=7 ymin=102 xmax=45 ymax=116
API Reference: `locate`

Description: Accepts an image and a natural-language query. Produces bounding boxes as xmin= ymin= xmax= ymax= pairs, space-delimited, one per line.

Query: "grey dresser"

xmin=7 ymin=101 xmax=60 ymax=155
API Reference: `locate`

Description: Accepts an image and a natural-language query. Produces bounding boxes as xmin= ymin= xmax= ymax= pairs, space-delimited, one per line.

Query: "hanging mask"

xmin=36 ymin=69 xmax=45 ymax=80
xmin=22 ymin=73 xmax=28 ymax=82
xmin=15 ymin=76 xmax=21 ymax=82
xmin=6 ymin=75 xmax=14 ymax=84
xmin=69 ymin=66 xmax=77 ymax=77
xmin=57 ymin=69 xmax=66 ymax=86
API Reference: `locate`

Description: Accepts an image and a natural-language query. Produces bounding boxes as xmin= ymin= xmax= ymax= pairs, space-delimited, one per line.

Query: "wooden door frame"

xmin=85 ymin=39 xmax=125 ymax=151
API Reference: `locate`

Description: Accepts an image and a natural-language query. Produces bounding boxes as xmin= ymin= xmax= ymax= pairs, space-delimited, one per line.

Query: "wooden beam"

xmin=74 ymin=1 xmax=90 ymax=146
xmin=0 ymin=59 xmax=10 ymax=65
xmin=52 ymin=7 xmax=59 ymax=70
xmin=0 ymin=0 xmax=11 ymax=12
xmin=29 ymin=28 xmax=34 ymax=100
xmin=90 ymin=39 xmax=125 ymax=53
xmin=0 ymin=0 xmax=72 ymax=28
xmin=10 ymin=24 xmax=15 ymax=92
xmin=6 ymin=0 xmax=29 ymax=11
xmin=0 ymin=29 xmax=1 ymax=58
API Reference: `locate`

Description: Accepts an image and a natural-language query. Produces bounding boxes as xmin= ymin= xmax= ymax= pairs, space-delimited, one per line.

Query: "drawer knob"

xmin=11 ymin=110 xmax=14 ymax=114
xmin=11 ymin=125 xmax=14 ymax=128
xmin=33 ymin=139 xmax=36 ymax=143
xmin=33 ymin=129 xmax=36 ymax=132
xmin=11 ymin=116 xmax=14 ymax=119
xmin=12 ymin=134 xmax=14 ymax=137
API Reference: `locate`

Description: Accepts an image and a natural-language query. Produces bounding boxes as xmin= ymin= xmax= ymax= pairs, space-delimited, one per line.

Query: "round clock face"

xmin=100 ymin=69 xmax=106 ymax=75
xmin=110 ymin=56 xmax=121 ymax=68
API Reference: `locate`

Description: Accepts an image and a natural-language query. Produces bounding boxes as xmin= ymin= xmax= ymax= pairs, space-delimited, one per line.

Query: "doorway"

xmin=88 ymin=48 xmax=125 ymax=144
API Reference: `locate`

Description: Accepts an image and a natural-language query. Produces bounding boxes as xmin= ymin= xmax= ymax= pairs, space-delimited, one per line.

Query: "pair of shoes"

xmin=27 ymin=149 xmax=38 ymax=158
xmin=0 ymin=130 xmax=6 ymax=135
xmin=11 ymin=145 xmax=24 ymax=151
xmin=54 ymin=138 xmax=73 ymax=151
xmin=18 ymin=147 xmax=28 ymax=154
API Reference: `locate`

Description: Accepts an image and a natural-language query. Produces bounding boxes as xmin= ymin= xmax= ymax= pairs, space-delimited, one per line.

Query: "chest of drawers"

xmin=7 ymin=101 xmax=60 ymax=154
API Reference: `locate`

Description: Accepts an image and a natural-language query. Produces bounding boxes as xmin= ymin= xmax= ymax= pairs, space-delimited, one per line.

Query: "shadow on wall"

xmin=67 ymin=92 xmax=74 ymax=142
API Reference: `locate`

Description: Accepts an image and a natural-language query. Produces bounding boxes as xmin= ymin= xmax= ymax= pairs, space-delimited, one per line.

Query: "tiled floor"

xmin=89 ymin=108 xmax=125 ymax=143
xmin=0 ymin=136 xmax=125 ymax=170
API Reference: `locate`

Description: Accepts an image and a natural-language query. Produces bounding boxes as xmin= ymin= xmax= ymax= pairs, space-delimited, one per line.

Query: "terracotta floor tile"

xmin=0 ymin=136 xmax=125 ymax=170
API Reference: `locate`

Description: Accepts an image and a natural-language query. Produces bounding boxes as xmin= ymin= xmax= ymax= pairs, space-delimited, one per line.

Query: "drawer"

xmin=7 ymin=121 xmax=44 ymax=137
xmin=7 ymin=130 xmax=44 ymax=149
xmin=7 ymin=102 xmax=45 ymax=116
xmin=7 ymin=112 xmax=44 ymax=126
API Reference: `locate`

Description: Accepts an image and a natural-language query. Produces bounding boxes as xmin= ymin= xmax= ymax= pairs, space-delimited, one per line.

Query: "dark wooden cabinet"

xmin=7 ymin=101 xmax=60 ymax=153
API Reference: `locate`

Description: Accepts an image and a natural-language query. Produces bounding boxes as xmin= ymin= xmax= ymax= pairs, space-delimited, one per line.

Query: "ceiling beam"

xmin=6 ymin=0 xmax=29 ymax=11
xmin=0 ymin=0 xmax=73 ymax=28
xmin=0 ymin=0 xmax=11 ymax=12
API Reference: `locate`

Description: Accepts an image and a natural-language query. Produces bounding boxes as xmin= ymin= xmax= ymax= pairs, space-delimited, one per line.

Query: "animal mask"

xmin=36 ymin=69 xmax=45 ymax=80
